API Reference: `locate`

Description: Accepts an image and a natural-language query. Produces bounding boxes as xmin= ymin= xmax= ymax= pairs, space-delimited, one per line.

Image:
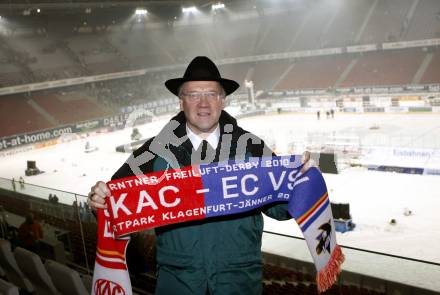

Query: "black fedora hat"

xmin=165 ymin=56 xmax=239 ymax=96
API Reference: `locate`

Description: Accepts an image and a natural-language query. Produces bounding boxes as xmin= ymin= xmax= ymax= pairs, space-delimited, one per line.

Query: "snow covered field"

xmin=1 ymin=112 xmax=439 ymax=291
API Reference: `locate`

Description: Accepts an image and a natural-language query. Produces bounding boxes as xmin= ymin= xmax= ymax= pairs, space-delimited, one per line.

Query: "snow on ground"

xmin=1 ymin=112 xmax=439 ymax=290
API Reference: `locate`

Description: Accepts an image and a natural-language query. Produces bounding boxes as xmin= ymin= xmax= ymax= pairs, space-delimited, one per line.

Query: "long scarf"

xmin=92 ymin=155 xmax=344 ymax=294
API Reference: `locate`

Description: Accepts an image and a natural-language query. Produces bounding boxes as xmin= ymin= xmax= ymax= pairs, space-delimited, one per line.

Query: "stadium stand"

xmin=0 ymin=239 xmax=34 ymax=293
xmin=87 ymin=60 xmax=126 ymax=75
xmin=275 ymin=55 xmax=353 ymax=90
xmin=251 ymin=59 xmax=292 ymax=91
xmin=7 ymin=36 xmax=81 ymax=78
xmin=0 ymin=0 xmax=437 ymax=89
xmin=315 ymin=0 xmax=374 ymax=48
xmin=218 ymin=62 xmax=253 ymax=90
xmin=31 ymin=92 xmax=111 ymax=125
xmin=420 ymin=50 xmax=440 ymax=84
xmin=287 ymin=7 xmax=333 ymax=52
xmin=68 ymin=35 xmax=117 ymax=65
xmin=14 ymin=246 xmax=60 ymax=294
xmin=359 ymin=0 xmax=412 ymax=44
xmin=0 ymin=94 xmax=53 ymax=137
xmin=254 ymin=13 xmax=303 ymax=55
xmin=0 ymin=278 xmax=19 ymax=295
xmin=45 ymin=259 xmax=89 ymax=295
xmin=0 ymin=65 xmax=24 ymax=88
xmin=404 ymin=0 xmax=440 ymax=41
xmin=340 ymin=49 xmax=426 ymax=87
xmin=223 ymin=18 xmax=262 ymax=58
xmin=108 ymin=28 xmax=175 ymax=68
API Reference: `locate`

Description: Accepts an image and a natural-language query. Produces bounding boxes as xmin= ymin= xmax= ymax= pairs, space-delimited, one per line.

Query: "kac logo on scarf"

xmin=92 ymin=155 xmax=344 ymax=294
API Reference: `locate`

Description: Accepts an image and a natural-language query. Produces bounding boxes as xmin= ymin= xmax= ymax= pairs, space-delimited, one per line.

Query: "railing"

xmin=262 ymin=231 xmax=440 ymax=294
xmin=0 ymin=177 xmax=94 ymax=272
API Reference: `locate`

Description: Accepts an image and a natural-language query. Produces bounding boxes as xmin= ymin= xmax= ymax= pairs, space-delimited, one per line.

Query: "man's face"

xmin=179 ymin=81 xmax=225 ymax=135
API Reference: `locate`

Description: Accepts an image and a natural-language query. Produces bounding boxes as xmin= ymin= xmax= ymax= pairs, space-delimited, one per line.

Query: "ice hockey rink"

xmin=1 ymin=111 xmax=440 ymax=291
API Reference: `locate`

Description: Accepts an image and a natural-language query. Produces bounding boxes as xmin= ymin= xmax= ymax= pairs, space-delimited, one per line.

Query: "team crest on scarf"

xmin=91 ymin=155 xmax=344 ymax=294
xmin=316 ymin=220 xmax=332 ymax=255
xmin=94 ymin=279 xmax=126 ymax=295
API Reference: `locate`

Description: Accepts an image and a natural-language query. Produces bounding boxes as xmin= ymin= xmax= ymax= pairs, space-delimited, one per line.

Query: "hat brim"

xmin=165 ymin=78 xmax=240 ymax=96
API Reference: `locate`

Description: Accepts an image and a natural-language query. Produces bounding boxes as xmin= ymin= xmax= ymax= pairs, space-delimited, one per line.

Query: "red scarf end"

xmin=316 ymin=245 xmax=345 ymax=293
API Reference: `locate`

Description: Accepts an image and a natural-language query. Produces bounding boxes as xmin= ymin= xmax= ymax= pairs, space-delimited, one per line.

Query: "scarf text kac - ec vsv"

xmin=92 ymin=155 xmax=344 ymax=294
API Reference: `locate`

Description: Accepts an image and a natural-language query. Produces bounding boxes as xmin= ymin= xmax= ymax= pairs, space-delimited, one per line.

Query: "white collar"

xmin=186 ymin=124 xmax=220 ymax=150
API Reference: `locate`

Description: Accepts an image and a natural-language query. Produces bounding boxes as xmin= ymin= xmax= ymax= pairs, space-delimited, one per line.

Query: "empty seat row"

xmin=0 ymin=239 xmax=90 ymax=295
xmin=0 ymin=278 xmax=19 ymax=295
xmin=0 ymin=239 xmax=34 ymax=293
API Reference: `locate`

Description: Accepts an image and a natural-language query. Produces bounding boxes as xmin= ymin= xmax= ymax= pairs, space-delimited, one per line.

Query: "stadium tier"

xmin=0 ymin=95 xmax=53 ymax=137
xmin=0 ymin=0 xmax=439 ymax=88
xmin=31 ymin=93 xmax=112 ymax=125
xmin=339 ymin=49 xmax=426 ymax=87
xmin=274 ymin=55 xmax=354 ymax=90
xmin=421 ymin=50 xmax=440 ymax=84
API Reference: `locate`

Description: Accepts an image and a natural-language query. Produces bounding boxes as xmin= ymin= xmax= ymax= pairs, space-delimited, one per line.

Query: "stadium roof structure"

xmin=0 ymin=0 xmax=231 ymax=9
xmin=0 ymin=0 xmax=247 ymax=19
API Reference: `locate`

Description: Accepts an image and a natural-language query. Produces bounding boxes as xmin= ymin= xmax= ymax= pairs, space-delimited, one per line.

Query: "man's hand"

xmin=300 ymin=151 xmax=316 ymax=173
xmin=87 ymin=181 xmax=111 ymax=210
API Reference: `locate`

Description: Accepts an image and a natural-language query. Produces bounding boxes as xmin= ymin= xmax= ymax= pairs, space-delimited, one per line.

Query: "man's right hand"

xmin=87 ymin=181 xmax=111 ymax=210
xmin=300 ymin=151 xmax=316 ymax=174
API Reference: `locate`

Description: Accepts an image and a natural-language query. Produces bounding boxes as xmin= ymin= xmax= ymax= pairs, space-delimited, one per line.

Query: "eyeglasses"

xmin=180 ymin=91 xmax=224 ymax=102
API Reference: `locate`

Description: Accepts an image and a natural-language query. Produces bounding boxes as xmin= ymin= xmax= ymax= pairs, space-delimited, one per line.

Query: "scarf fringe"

xmin=316 ymin=245 xmax=345 ymax=293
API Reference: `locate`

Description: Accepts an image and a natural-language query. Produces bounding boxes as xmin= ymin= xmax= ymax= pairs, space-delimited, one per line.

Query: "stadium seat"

xmin=0 ymin=239 xmax=34 ymax=293
xmin=0 ymin=278 xmax=19 ymax=295
xmin=45 ymin=259 xmax=89 ymax=295
xmin=14 ymin=246 xmax=60 ymax=295
xmin=81 ymin=273 xmax=93 ymax=293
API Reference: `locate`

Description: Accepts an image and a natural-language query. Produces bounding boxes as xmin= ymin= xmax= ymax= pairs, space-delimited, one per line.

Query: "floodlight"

xmin=37 ymin=8 xmax=41 ymax=13
xmin=182 ymin=6 xmax=198 ymax=13
xmin=135 ymin=8 xmax=148 ymax=16
xmin=245 ymin=80 xmax=254 ymax=88
xmin=212 ymin=3 xmax=225 ymax=10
